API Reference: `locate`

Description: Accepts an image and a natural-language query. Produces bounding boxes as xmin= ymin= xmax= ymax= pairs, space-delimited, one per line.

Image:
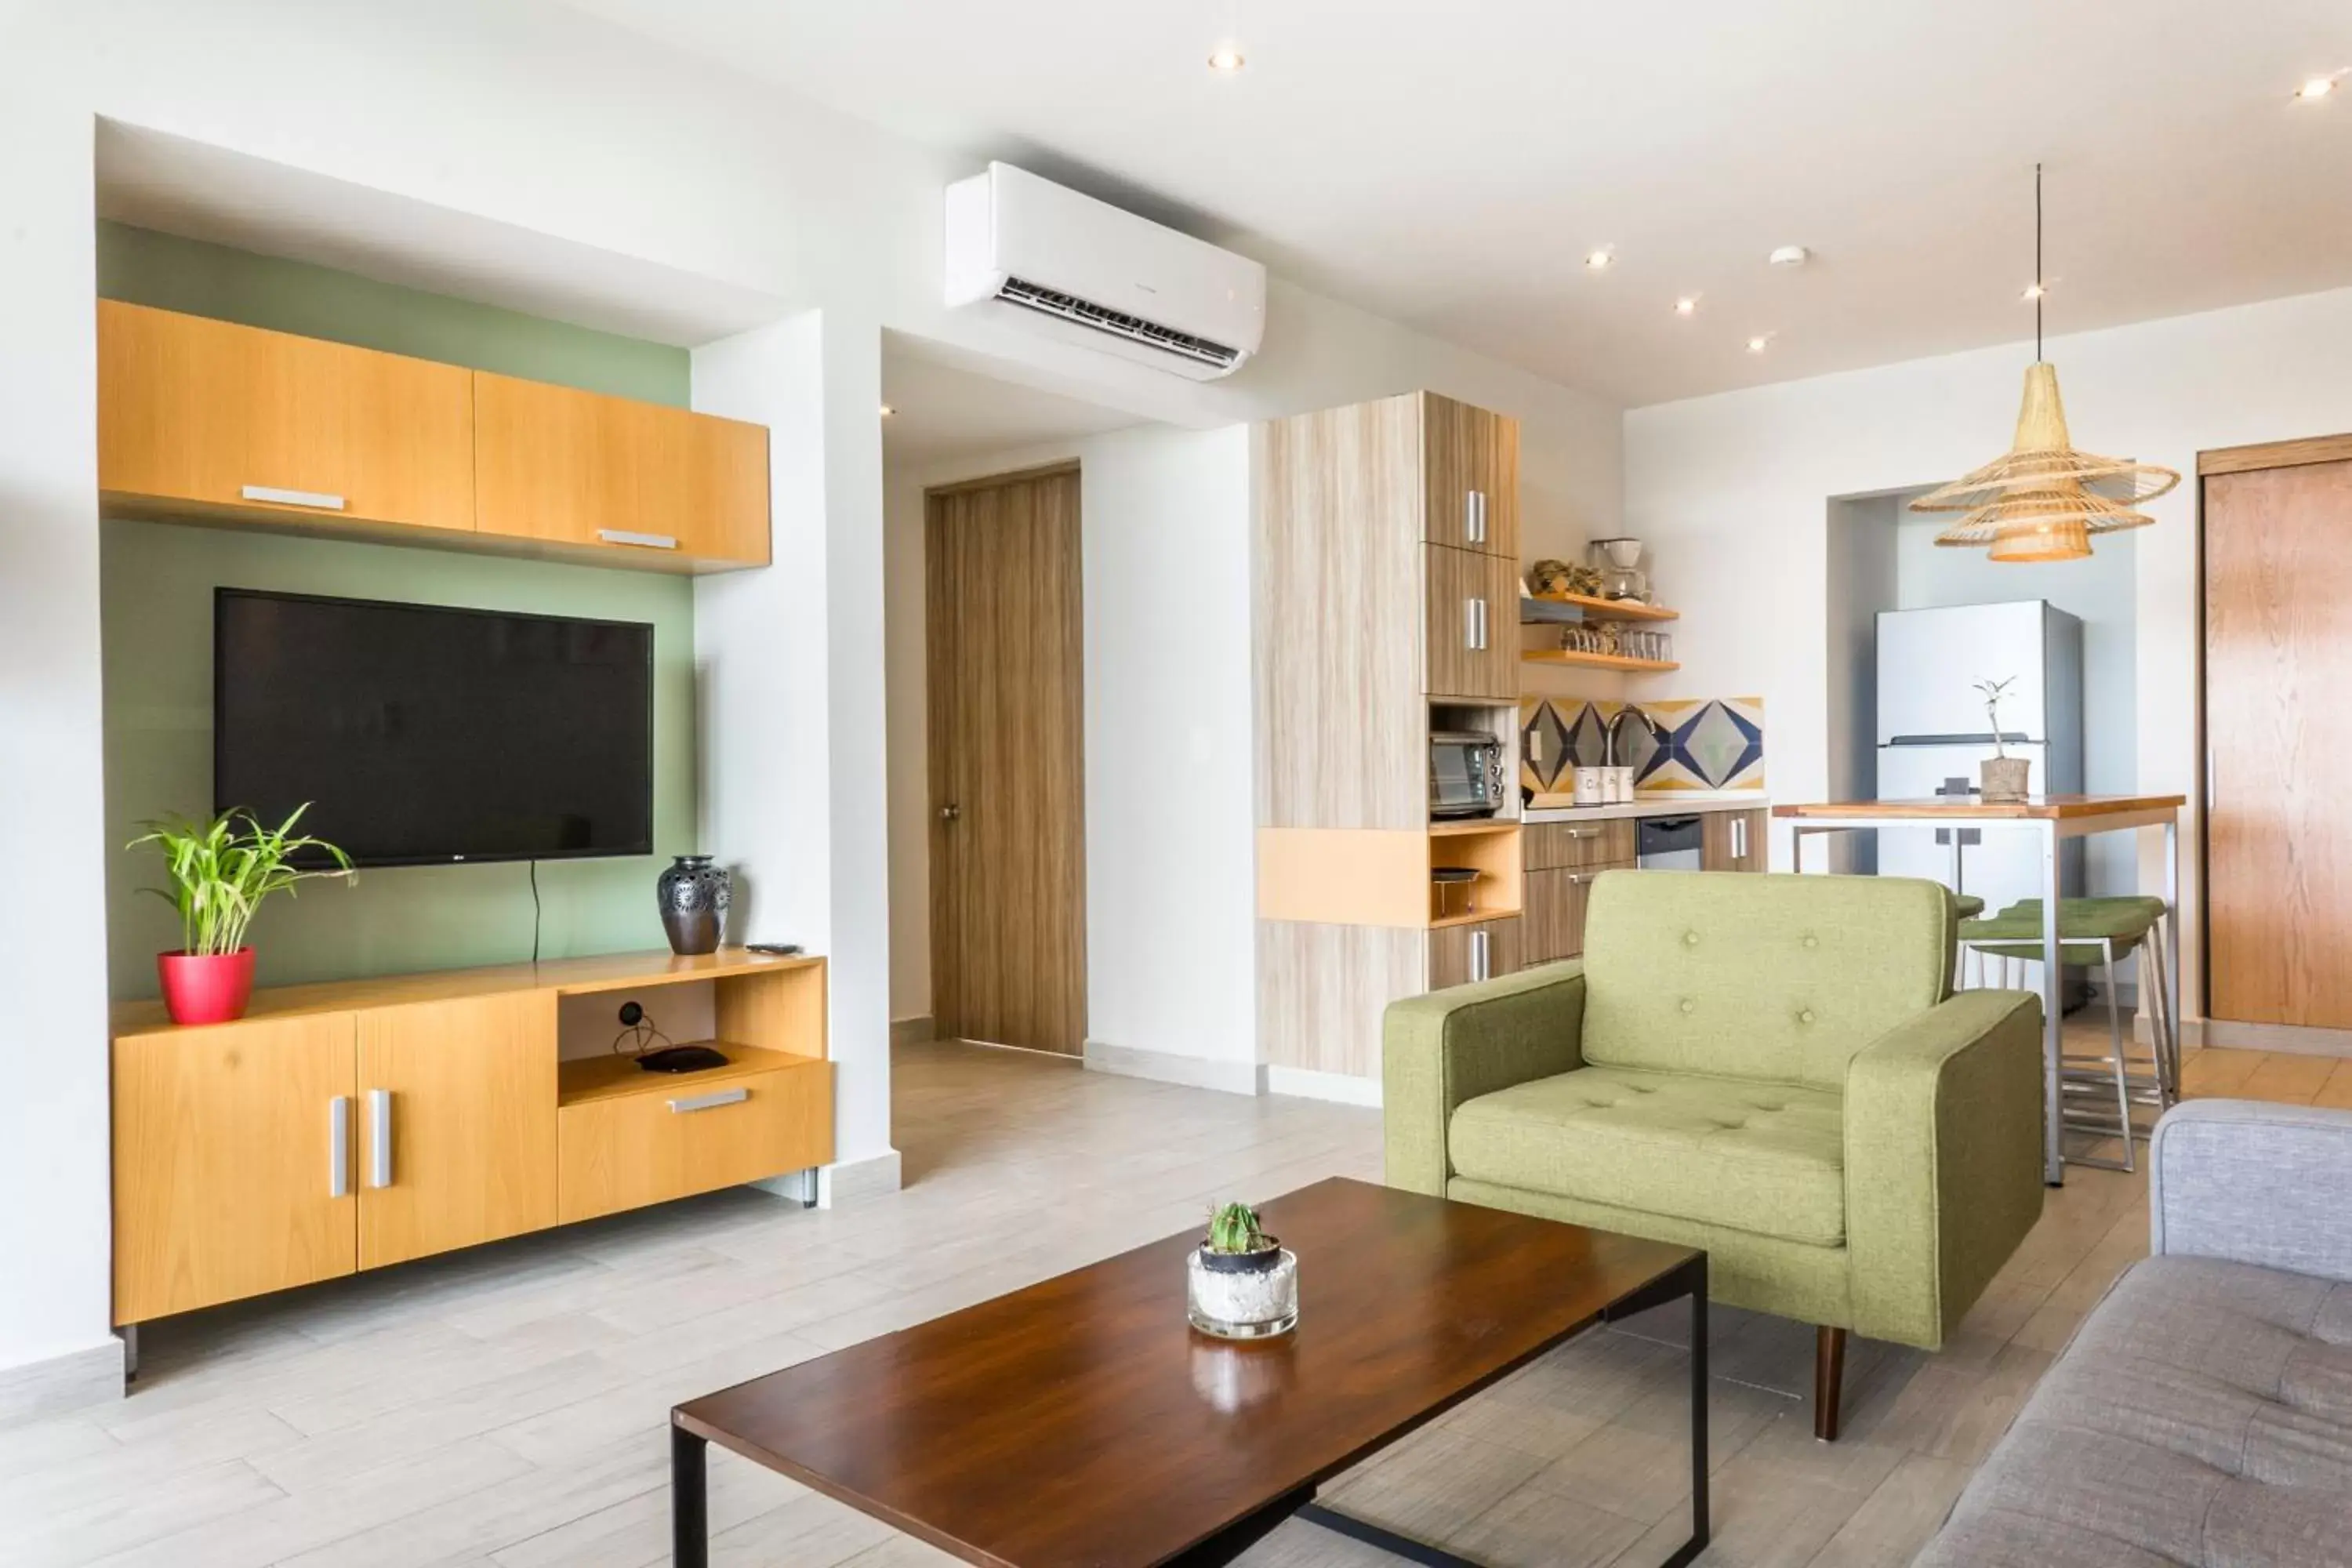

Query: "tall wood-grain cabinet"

xmin=1254 ymin=391 xmax=1526 ymax=1089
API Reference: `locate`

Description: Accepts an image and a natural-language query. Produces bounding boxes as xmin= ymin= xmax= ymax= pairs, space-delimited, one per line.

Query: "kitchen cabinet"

xmin=355 ymin=993 xmax=559 ymax=1269
xmin=1702 ymin=808 xmax=1769 ymax=873
xmin=99 ymin=300 xmax=476 ymax=535
xmin=1423 ymin=544 xmax=1520 ymax=700
xmin=112 ymin=1014 xmax=360 ymax=1324
xmin=1524 ymin=818 xmax=1637 ymax=871
xmin=1523 ymin=862 xmax=1636 ymax=964
xmin=1421 ymin=392 xmax=1520 ymax=561
xmin=1428 ymin=916 xmax=1523 ymax=989
xmin=474 ymin=372 xmax=771 ymax=568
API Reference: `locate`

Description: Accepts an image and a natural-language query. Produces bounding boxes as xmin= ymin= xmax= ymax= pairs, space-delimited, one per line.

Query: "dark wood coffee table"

xmin=671 ymin=1178 xmax=1707 ymax=1567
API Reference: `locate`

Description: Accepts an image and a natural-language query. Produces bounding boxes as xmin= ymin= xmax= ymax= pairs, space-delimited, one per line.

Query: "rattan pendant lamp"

xmin=1909 ymin=165 xmax=2178 ymax=562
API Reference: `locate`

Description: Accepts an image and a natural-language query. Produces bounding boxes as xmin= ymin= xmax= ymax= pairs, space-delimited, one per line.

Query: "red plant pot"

xmin=157 ymin=948 xmax=257 ymax=1025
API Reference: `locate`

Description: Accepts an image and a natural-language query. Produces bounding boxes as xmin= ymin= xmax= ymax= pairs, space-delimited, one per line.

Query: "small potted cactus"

xmin=1185 ymin=1200 xmax=1299 ymax=1340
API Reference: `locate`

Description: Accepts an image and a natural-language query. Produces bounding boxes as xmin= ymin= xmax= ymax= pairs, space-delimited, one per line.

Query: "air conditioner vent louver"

xmin=996 ymin=277 xmax=1243 ymax=372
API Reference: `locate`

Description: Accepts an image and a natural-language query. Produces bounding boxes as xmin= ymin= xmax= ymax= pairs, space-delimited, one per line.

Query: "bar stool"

xmin=1957 ymin=902 xmax=2164 ymax=1174
xmin=1999 ymin=895 xmax=2178 ymax=1110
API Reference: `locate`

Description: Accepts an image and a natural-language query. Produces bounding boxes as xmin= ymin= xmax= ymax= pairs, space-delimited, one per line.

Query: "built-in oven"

xmin=1429 ymin=731 xmax=1506 ymax=819
xmin=1637 ymin=815 xmax=1704 ymax=870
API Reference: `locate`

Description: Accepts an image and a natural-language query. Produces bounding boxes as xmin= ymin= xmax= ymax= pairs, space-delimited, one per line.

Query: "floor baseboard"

xmin=0 ymin=1337 xmax=123 ymax=1428
xmin=1260 ymin=1065 xmax=1384 ymax=1108
xmin=823 ymin=1148 xmax=905 ymax=1207
xmin=2198 ymin=1018 xmax=2352 ymax=1057
xmin=1083 ymin=1040 xmax=1259 ymax=1097
xmin=890 ymin=1016 xmax=936 ymax=1047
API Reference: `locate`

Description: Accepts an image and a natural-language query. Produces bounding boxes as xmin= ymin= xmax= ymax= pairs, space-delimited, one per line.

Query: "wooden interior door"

xmin=2205 ymin=450 xmax=2352 ymax=1027
xmin=113 ymin=1014 xmax=358 ymax=1324
xmin=926 ymin=464 xmax=1087 ymax=1053
xmin=356 ymin=993 xmax=557 ymax=1267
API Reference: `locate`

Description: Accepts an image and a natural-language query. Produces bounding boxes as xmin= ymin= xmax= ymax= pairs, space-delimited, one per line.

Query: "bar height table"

xmin=1773 ymin=794 xmax=2185 ymax=1185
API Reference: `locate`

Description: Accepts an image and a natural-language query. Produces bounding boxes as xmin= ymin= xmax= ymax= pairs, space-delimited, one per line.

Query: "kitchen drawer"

xmin=557 ymin=1060 xmax=832 ymax=1223
xmin=1523 ymin=818 xmax=1636 ymax=870
xmin=1524 ymin=861 xmax=1636 ymax=962
xmin=1428 ymin=916 xmax=1522 ymax=990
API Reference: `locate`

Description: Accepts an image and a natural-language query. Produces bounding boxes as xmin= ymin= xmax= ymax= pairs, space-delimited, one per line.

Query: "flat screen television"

xmin=214 ymin=589 xmax=655 ymax=868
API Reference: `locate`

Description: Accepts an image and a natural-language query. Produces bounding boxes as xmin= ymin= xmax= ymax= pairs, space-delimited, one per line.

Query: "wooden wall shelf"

xmin=1523 ymin=592 xmax=1679 ymax=622
xmin=1523 ymin=650 xmax=1682 ymax=673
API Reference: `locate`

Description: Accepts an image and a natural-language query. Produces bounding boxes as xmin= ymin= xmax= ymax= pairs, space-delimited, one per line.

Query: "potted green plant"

xmin=1185 ymin=1200 xmax=1298 ymax=1339
xmin=129 ymin=804 xmax=353 ymax=1025
xmin=1973 ymin=677 xmax=2031 ymax=800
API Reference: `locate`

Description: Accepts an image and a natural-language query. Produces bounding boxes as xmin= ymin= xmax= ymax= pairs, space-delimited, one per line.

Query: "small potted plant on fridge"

xmin=1973 ymin=677 xmax=2031 ymax=801
xmin=1185 ymin=1200 xmax=1299 ymax=1340
xmin=130 ymin=804 xmax=354 ymax=1025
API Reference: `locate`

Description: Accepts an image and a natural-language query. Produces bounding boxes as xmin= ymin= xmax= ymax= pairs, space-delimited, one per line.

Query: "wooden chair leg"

xmin=1814 ymin=1326 xmax=1846 ymax=1442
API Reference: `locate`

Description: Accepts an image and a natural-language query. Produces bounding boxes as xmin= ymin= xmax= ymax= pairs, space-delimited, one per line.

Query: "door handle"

xmin=670 ymin=1087 xmax=750 ymax=1113
xmin=241 ymin=484 xmax=346 ymax=511
xmin=366 ymin=1089 xmax=393 ymax=1189
xmin=939 ymin=804 xmax=960 ymax=822
xmin=1472 ymin=928 xmax=1490 ymax=982
xmin=1464 ymin=488 xmax=1488 ymax=545
xmin=328 ymin=1095 xmax=350 ymax=1200
xmin=597 ymin=529 xmax=680 ymax=550
xmin=1731 ymin=815 xmax=1747 ymax=859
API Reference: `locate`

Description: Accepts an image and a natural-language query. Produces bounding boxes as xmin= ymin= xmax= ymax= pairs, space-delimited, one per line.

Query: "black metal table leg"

xmin=672 ymin=1421 xmax=709 ymax=1568
xmin=1659 ymin=1255 xmax=1711 ymax=1568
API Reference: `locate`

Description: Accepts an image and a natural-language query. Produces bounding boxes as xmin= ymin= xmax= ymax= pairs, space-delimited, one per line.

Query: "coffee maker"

xmin=1587 ymin=538 xmax=1648 ymax=602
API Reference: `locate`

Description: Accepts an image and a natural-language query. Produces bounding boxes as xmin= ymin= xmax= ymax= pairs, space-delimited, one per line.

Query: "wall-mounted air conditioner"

xmin=944 ymin=162 xmax=1266 ymax=382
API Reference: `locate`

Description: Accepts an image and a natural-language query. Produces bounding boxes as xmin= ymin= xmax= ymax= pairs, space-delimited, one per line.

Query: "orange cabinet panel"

xmin=98 ymin=300 xmax=474 ymax=533
xmin=473 ymin=372 xmax=770 ymax=568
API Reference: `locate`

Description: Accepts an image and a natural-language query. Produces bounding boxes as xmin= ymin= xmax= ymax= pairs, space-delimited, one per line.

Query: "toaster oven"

xmin=1429 ymin=731 xmax=1507 ymax=819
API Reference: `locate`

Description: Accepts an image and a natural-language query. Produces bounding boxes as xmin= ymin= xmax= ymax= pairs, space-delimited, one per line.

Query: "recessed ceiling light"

xmin=1745 ymin=334 xmax=1773 ymax=354
xmin=1584 ymin=247 xmax=1615 ymax=271
xmin=1673 ymin=296 xmax=1700 ymax=316
xmin=2294 ymin=74 xmax=2338 ymax=101
xmin=879 ymin=404 xmax=895 ymax=417
xmin=1768 ymin=245 xmax=1810 ymax=268
xmin=1207 ymin=42 xmax=1246 ymax=72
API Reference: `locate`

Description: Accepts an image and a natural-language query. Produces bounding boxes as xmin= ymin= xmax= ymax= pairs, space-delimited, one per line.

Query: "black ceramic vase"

xmin=657 ymin=855 xmax=731 ymax=956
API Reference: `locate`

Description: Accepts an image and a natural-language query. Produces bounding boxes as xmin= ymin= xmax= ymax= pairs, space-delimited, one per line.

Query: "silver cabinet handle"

xmin=1463 ymin=598 xmax=1479 ymax=651
xmin=670 ymin=1087 xmax=750 ymax=1114
xmin=1568 ymin=872 xmax=1595 ymax=884
xmin=1566 ymin=826 xmax=1600 ymax=839
xmin=1472 ymin=928 xmax=1490 ymax=982
xmin=597 ymin=529 xmax=679 ymax=550
xmin=367 ymin=1089 xmax=392 ymax=1189
xmin=241 ymin=484 xmax=346 ymax=510
xmin=328 ymin=1096 xmax=350 ymax=1199
xmin=1732 ymin=815 xmax=1747 ymax=859
xmin=1475 ymin=597 xmax=1490 ymax=650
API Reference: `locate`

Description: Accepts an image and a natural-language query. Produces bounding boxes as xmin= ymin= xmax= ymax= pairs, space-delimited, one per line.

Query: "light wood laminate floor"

xmin=0 ymin=1039 xmax=2320 ymax=1567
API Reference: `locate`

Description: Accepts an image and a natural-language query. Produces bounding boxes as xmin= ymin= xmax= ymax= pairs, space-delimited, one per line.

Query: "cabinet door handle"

xmin=328 ymin=1095 xmax=350 ymax=1200
xmin=1732 ymin=815 xmax=1747 ymax=859
xmin=1463 ymin=598 xmax=1479 ymax=651
xmin=241 ymin=484 xmax=346 ymax=511
xmin=1566 ymin=826 xmax=1599 ymax=839
xmin=1568 ymin=871 xmax=1595 ymax=884
xmin=597 ymin=529 xmax=680 ymax=550
xmin=670 ymin=1087 xmax=750 ymax=1114
xmin=367 ymin=1089 xmax=393 ymax=1189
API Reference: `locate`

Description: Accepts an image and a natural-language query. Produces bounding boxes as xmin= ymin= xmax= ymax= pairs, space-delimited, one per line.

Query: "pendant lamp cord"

xmin=2034 ymin=162 xmax=2044 ymax=362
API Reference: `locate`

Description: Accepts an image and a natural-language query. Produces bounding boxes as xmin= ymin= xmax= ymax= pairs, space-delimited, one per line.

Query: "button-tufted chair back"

xmin=1578 ymin=869 xmax=1955 ymax=1090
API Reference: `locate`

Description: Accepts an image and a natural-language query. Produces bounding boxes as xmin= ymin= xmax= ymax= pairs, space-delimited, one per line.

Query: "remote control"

xmin=746 ymin=942 xmax=804 ymax=956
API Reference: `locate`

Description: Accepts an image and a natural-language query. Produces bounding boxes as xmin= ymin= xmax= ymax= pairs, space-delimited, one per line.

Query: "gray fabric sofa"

xmin=1914 ymin=1099 xmax=2352 ymax=1566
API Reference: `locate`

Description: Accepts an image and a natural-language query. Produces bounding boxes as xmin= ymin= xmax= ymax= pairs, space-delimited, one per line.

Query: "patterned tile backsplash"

xmin=1520 ymin=695 xmax=1766 ymax=799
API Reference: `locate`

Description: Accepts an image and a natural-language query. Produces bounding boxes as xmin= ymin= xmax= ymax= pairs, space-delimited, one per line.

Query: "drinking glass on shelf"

xmin=1656 ymin=633 xmax=1673 ymax=662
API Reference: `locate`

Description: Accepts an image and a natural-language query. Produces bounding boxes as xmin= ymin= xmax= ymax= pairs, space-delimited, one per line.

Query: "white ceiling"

xmin=565 ymin=0 xmax=2352 ymax=405
xmin=881 ymin=336 xmax=1142 ymax=468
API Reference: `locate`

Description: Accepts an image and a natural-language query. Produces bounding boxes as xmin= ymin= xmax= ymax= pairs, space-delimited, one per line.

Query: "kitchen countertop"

xmin=1523 ymin=796 xmax=1768 ymax=824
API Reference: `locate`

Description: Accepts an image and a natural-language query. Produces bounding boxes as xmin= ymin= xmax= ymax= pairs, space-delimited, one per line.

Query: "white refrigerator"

xmin=1875 ymin=601 xmax=2085 ymax=908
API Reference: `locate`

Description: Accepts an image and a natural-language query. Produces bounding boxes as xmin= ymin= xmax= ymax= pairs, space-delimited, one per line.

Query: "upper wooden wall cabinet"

xmin=96 ymin=301 xmax=771 ymax=572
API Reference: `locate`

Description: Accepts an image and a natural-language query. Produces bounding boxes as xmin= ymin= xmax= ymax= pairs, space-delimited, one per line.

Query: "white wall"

xmin=0 ymin=0 xmax=1623 ymax=1382
xmin=1628 ymin=282 xmax=2352 ymax=1019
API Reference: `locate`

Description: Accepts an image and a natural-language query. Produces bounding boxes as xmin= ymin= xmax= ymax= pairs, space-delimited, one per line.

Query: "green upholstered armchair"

xmin=1383 ymin=869 xmax=2044 ymax=1439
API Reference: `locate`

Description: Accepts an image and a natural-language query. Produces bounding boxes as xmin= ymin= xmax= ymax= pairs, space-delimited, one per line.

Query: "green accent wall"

xmin=96 ymin=223 xmax=690 ymax=405
xmin=98 ymin=227 xmax=700 ymax=1000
